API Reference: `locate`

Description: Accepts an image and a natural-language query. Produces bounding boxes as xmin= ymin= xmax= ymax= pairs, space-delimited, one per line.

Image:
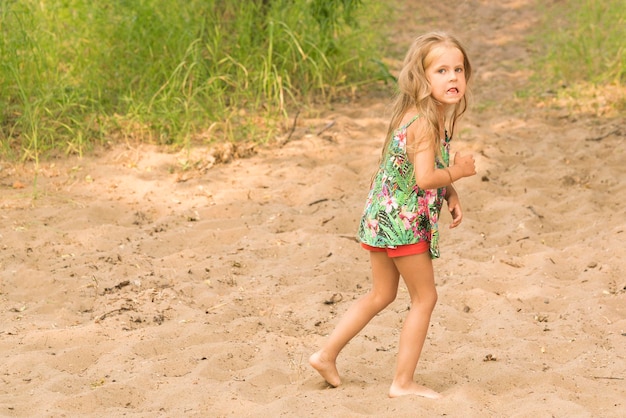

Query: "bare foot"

xmin=309 ymin=351 xmax=341 ymax=387
xmin=389 ymin=381 xmax=442 ymax=399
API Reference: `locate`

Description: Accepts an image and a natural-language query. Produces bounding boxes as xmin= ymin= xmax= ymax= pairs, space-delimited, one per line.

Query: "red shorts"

xmin=360 ymin=242 xmax=429 ymax=258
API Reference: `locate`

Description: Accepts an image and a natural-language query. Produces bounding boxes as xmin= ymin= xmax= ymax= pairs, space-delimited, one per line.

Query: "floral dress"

xmin=357 ymin=115 xmax=450 ymax=259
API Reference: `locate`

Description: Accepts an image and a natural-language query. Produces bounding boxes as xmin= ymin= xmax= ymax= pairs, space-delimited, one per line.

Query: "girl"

xmin=309 ymin=32 xmax=477 ymax=399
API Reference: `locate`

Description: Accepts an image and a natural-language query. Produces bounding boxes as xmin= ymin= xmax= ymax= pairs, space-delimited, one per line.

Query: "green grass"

xmin=540 ymin=0 xmax=624 ymax=85
xmin=0 ymin=0 xmax=391 ymax=161
xmin=529 ymin=0 xmax=625 ymax=112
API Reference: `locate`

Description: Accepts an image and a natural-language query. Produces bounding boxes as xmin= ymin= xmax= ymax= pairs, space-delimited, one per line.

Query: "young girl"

xmin=309 ymin=32 xmax=477 ymax=399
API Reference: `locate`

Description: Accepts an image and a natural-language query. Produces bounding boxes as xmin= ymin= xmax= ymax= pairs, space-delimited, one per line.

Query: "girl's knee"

xmin=412 ymin=291 xmax=437 ymax=311
xmin=368 ymin=291 xmax=396 ymax=310
xmin=430 ymin=290 xmax=438 ymax=306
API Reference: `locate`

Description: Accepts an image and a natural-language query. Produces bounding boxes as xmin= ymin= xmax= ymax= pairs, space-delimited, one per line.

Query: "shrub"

xmin=0 ymin=0 xmax=388 ymax=160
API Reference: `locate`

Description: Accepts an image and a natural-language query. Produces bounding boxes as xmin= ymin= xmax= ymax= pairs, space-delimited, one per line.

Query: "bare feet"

xmin=389 ymin=381 xmax=442 ymax=399
xmin=309 ymin=351 xmax=341 ymax=387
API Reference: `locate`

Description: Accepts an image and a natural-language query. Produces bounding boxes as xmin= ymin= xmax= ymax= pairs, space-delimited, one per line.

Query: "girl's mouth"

xmin=447 ymin=88 xmax=459 ymax=94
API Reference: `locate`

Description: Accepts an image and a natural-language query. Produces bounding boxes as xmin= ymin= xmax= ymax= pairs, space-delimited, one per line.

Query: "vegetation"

xmin=5 ymin=0 xmax=621 ymax=162
xmin=531 ymin=0 xmax=625 ymax=113
xmin=0 ymin=0 xmax=389 ymax=160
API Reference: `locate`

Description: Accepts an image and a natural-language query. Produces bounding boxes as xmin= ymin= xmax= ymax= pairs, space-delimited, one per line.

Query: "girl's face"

xmin=425 ymin=45 xmax=467 ymax=106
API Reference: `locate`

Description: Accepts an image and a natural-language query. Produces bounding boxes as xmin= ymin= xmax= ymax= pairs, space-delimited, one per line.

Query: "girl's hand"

xmin=453 ymin=152 xmax=476 ymax=178
xmin=446 ymin=193 xmax=463 ymax=229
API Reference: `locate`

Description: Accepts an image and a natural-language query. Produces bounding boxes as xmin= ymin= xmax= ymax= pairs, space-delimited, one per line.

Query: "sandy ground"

xmin=1 ymin=0 xmax=625 ymax=417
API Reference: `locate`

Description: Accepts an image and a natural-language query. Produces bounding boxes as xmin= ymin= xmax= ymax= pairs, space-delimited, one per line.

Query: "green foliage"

xmin=0 ymin=0 xmax=389 ymax=160
xmin=534 ymin=0 xmax=625 ymax=85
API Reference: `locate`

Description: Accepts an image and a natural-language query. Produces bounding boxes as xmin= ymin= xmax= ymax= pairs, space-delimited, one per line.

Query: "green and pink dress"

xmin=357 ymin=115 xmax=450 ymax=259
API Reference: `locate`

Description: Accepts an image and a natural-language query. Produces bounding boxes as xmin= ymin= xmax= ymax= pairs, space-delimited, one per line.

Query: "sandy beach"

xmin=1 ymin=0 xmax=624 ymax=416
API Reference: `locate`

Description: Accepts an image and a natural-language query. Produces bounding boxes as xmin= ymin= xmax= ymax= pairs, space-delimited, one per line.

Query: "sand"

xmin=1 ymin=0 xmax=624 ymax=417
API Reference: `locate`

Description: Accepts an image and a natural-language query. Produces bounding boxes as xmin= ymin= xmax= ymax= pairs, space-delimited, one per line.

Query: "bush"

xmin=0 ymin=0 xmax=388 ymax=160
xmin=535 ymin=0 xmax=625 ymax=86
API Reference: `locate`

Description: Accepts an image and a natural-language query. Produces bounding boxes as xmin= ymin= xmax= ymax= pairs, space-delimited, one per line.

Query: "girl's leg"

xmin=388 ymin=252 xmax=441 ymax=399
xmin=310 ymin=251 xmax=400 ymax=387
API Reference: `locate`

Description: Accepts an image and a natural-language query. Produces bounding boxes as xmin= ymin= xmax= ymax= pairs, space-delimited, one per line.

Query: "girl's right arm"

xmin=414 ymin=149 xmax=476 ymax=189
xmin=408 ymin=118 xmax=476 ymax=189
xmin=447 ymin=152 xmax=477 ymax=183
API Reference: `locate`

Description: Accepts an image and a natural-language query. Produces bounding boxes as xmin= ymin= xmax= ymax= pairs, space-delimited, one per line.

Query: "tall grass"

xmin=0 ymin=0 xmax=389 ymax=160
xmin=532 ymin=0 xmax=625 ymax=109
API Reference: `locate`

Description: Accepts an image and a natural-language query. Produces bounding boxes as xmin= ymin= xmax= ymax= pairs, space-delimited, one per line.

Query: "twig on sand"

xmin=206 ymin=302 xmax=228 ymax=313
xmin=317 ymin=121 xmax=335 ymax=136
xmin=309 ymin=198 xmax=328 ymax=206
xmin=526 ymin=205 xmax=544 ymax=219
xmin=586 ymin=129 xmax=620 ymax=142
xmin=96 ymin=306 xmax=132 ymax=322
xmin=282 ymin=110 xmax=301 ymax=146
xmin=338 ymin=234 xmax=359 ymax=242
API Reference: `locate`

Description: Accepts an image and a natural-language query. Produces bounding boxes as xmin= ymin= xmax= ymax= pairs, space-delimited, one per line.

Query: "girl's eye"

xmin=437 ymin=69 xmax=446 ymax=74
xmin=455 ymin=68 xmax=464 ymax=73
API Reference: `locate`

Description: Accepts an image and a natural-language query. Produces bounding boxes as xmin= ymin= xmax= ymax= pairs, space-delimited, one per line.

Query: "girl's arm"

xmin=410 ymin=122 xmax=476 ymax=189
xmin=445 ymin=184 xmax=463 ymax=229
xmin=413 ymin=145 xmax=476 ymax=190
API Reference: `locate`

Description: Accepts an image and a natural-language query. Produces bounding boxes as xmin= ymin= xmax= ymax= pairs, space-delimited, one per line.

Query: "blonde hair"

xmin=382 ymin=32 xmax=472 ymax=160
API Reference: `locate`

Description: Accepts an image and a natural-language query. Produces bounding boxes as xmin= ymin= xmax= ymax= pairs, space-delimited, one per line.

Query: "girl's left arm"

xmin=446 ymin=184 xmax=463 ymax=229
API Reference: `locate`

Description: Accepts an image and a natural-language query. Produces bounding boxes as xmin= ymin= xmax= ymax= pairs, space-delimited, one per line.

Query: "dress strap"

xmin=399 ymin=115 xmax=420 ymax=130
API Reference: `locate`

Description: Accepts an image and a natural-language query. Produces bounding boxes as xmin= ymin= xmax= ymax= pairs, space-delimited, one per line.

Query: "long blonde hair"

xmin=381 ymin=32 xmax=472 ymax=160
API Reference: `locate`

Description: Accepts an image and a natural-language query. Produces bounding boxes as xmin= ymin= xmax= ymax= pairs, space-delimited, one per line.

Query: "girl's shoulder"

xmin=403 ymin=114 xmax=433 ymax=155
xmin=402 ymin=113 xmax=429 ymax=138
xmin=398 ymin=112 xmax=421 ymax=129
